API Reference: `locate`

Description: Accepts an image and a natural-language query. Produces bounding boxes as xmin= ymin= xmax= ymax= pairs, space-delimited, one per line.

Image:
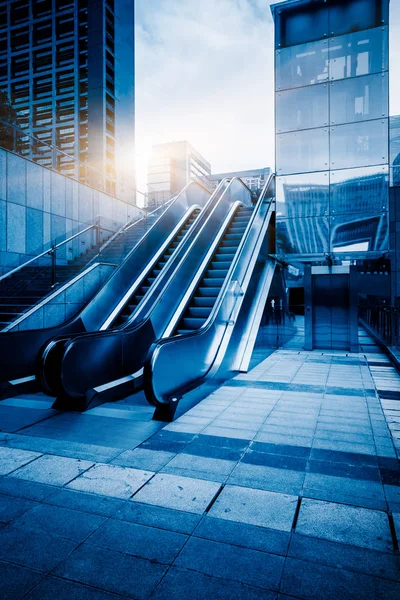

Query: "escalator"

xmin=110 ymin=210 xmax=199 ymax=328
xmin=174 ymin=206 xmax=252 ymax=335
xmin=37 ymin=178 xmax=251 ymax=411
xmin=0 ymin=182 xmax=210 ymax=399
xmin=144 ymin=175 xmax=276 ymax=420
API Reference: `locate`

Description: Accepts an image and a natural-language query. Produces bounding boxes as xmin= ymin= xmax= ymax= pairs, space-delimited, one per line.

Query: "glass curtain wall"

xmin=273 ymin=0 xmax=390 ymax=261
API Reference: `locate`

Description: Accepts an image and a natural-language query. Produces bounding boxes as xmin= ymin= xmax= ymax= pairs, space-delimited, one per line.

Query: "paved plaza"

xmin=0 ymin=338 xmax=399 ymax=599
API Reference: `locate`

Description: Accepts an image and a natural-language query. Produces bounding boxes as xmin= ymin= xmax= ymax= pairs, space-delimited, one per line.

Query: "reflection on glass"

xmin=329 ymin=0 xmax=386 ymax=37
xmin=276 ymin=172 xmax=329 ymax=218
xmin=330 ymin=73 xmax=388 ymax=125
xmin=277 ymin=128 xmax=329 ymax=175
xmin=390 ymin=116 xmax=400 ymax=187
xmin=329 ymin=27 xmax=388 ymax=81
xmin=276 ymin=84 xmax=329 ymax=133
xmin=331 ymin=212 xmax=389 ymax=252
xmin=330 ymin=166 xmax=388 ymax=215
xmin=276 ymin=40 xmax=329 ymax=91
xmin=276 ymin=216 xmax=329 ymax=255
xmin=276 ymin=5 xmax=329 ymax=49
xmin=330 ymin=119 xmax=388 ymax=170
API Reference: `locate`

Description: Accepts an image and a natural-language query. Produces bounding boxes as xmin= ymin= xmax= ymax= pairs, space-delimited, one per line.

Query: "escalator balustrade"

xmin=175 ymin=206 xmax=252 ymax=335
xmin=111 ymin=209 xmax=201 ymax=327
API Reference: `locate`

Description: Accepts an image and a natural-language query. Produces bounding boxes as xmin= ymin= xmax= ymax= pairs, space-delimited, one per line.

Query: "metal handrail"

xmin=0 ymin=220 xmax=100 ymax=284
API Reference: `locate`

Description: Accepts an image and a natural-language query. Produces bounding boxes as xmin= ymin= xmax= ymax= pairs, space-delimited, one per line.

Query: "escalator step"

xmin=187 ymin=307 xmax=211 ymax=319
xmin=215 ymin=253 xmax=235 ymax=261
xmin=203 ymin=278 xmax=224 ymax=287
xmin=198 ymin=286 xmax=220 ymax=297
xmin=220 ymin=242 xmax=237 ymax=250
xmin=177 ymin=329 xmax=193 ymax=335
xmin=192 ymin=296 xmax=215 ymax=308
xmin=224 ymin=233 xmax=243 ymax=240
xmin=182 ymin=317 xmax=203 ymax=329
xmin=211 ymin=261 xmax=231 ymax=270
xmin=206 ymin=269 xmax=228 ymax=278
xmin=141 ymin=286 xmax=150 ymax=294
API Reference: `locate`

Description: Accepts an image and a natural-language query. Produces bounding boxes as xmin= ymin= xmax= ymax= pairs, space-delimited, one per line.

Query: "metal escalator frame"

xmin=46 ymin=177 xmax=249 ymax=404
xmin=100 ymin=205 xmax=201 ymax=330
xmin=144 ymin=174 xmax=276 ymax=408
xmin=0 ymin=182 xmax=211 ymax=392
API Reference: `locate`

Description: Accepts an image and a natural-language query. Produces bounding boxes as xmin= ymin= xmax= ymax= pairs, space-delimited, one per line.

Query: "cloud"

xmin=135 ymin=0 xmax=400 ymax=190
xmin=135 ymin=0 xmax=284 ymax=185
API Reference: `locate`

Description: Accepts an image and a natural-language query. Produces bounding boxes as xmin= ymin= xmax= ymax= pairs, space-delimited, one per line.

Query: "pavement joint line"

xmin=388 ymin=512 xmax=400 ymax=553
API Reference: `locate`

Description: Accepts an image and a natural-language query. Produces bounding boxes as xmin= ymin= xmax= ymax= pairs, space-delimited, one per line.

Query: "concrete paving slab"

xmin=296 ymin=498 xmax=393 ymax=553
xmin=11 ymin=454 xmax=93 ymax=486
xmin=68 ymin=464 xmax=154 ymax=499
xmin=132 ymin=473 xmax=221 ymax=514
xmin=208 ymin=484 xmax=298 ymax=532
xmin=0 ymin=446 xmax=41 ymax=476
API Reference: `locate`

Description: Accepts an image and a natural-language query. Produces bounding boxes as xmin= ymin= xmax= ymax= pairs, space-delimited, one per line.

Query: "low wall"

xmin=0 ymin=148 xmax=142 ymax=275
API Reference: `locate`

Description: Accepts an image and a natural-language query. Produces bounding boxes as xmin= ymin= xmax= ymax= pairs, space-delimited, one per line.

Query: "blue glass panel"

xmin=329 ymin=27 xmax=388 ymax=81
xmin=276 ymin=172 xmax=329 ymax=218
xmin=276 ymin=40 xmax=329 ymax=91
xmin=275 ymin=4 xmax=329 ymax=49
xmin=331 ymin=212 xmax=389 ymax=252
xmin=329 ymin=0 xmax=387 ymax=37
xmin=330 ymin=166 xmax=388 ymax=215
xmin=330 ymin=73 xmax=388 ymax=125
xmin=390 ymin=116 xmax=400 ymax=187
xmin=276 ymin=128 xmax=329 ymax=176
xmin=330 ymin=119 xmax=388 ymax=170
xmin=276 ymin=217 xmax=329 ymax=255
xmin=276 ymin=84 xmax=329 ymax=133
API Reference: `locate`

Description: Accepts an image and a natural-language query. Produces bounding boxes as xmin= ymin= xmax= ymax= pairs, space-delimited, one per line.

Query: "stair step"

xmin=187 ymin=307 xmax=211 ymax=319
xmin=203 ymin=278 xmax=224 ymax=287
xmin=192 ymin=296 xmax=215 ymax=308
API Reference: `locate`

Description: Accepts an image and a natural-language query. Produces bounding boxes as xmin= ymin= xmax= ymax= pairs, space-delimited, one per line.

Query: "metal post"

xmin=51 ymin=244 xmax=56 ymax=287
xmin=95 ymin=217 xmax=101 ymax=253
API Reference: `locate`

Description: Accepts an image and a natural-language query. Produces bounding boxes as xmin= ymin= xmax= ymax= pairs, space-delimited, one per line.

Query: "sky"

xmin=135 ymin=0 xmax=400 ymax=193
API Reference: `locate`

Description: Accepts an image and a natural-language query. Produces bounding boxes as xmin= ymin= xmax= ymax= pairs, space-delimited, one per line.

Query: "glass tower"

xmin=271 ymin=0 xmax=390 ymax=261
xmin=0 ymin=0 xmax=135 ymax=202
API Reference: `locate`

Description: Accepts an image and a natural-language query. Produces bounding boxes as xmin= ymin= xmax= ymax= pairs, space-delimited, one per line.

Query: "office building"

xmin=271 ymin=0 xmax=390 ymax=350
xmin=211 ymin=167 xmax=271 ymax=193
xmin=0 ymin=0 xmax=135 ymax=202
xmin=147 ymin=141 xmax=211 ymax=206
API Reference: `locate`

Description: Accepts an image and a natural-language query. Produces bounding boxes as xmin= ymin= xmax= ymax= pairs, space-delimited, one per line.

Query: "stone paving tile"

xmin=132 ymin=473 xmax=221 ymax=514
xmin=228 ymin=462 xmax=305 ymax=495
xmin=67 ymin=464 xmax=154 ymax=499
xmin=175 ymin=536 xmax=284 ymax=591
xmin=11 ymin=455 xmax=93 ymax=486
xmin=160 ymin=465 xmax=228 ymax=484
xmin=289 ymin=533 xmax=400 ymax=582
xmin=194 ymin=515 xmax=290 ymax=556
xmin=110 ymin=448 xmax=175 ymax=471
xmin=54 ymin=543 xmax=167 ymax=599
xmin=296 ymin=498 xmax=393 ymax=553
xmin=280 ymin=556 xmax=400 ymax=600
xmin=0 ymin=493 xmax=37 ymax=524
xmin=0 ymin=560 xmax=43 ymax=600
xmin=303 ymin=473 xmax=386 ymax=503
xmin=0 ymin=432 xmax=122 ymax=463
xmin=24 ymin=576 xmax=132 ymax=600
xmin=0 ymin=477 xmax=57 ymax=502
xmin=0 ymin=522 xmax=78 ymax=571
xmin=87 ymin=517 xmax=188 ymax=564
xmin=208 ymin=485 xmax=297 ymax=532
xmin=43 ymin=487 xmax=124 ymax=517
xmin=0 ymin=447 xmax=41 ymax=476
xmin=12 ymin=503 xmax=106 ymax=543
xmin=115 ymin=502 xmax=201 ymax=534
xmin=151 ymin=566 xmax=275 ymax=600
xmin=164 ymin=453 xmax=236 ymax=476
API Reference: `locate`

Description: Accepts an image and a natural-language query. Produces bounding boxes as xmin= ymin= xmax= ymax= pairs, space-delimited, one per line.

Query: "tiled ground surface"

xmin=0 ymin=343 xmax=400 ymax=598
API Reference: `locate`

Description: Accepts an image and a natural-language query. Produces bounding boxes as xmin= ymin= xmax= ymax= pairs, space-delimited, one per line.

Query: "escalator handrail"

xmin=100 ymin=204 xmax=202 ymax=330
xmin=145 ymin=174 xmax=275 ymax=404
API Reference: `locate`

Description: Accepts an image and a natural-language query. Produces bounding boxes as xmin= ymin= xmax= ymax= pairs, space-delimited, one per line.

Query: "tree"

xmin=0 ymin=88 xmax=22 ymax=152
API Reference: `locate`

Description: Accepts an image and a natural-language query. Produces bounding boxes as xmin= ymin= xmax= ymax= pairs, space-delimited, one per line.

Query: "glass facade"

xmin=273 ymin=0 xmax=389 ymax=260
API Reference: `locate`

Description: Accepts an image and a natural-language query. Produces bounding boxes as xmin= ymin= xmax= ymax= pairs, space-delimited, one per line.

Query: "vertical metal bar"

xmin=51 ymin=244 xmax=56 ymax=287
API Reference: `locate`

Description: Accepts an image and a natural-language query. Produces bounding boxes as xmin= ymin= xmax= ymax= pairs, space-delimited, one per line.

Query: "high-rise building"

xmin=0 ymin=0 xmax=135 ymax=202
xmin=210 ymin=167 xmax=271 ymax=194
xmin=147 ymin=141 xmax=211 ymax=207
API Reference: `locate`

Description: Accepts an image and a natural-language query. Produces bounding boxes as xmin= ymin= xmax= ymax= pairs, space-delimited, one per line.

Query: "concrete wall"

xmin=0 ymin=148 xmax=142 ymax=275
xmin=4 ymin=263 xmax=115 ymax=332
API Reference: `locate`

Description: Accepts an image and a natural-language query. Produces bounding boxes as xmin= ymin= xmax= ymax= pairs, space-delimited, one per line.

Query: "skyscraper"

xmin=0 ymin=0 xmax=135 ymax=202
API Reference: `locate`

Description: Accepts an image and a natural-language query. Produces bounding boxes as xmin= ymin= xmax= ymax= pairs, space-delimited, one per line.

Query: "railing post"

xmin=51 ymin=243 xmax=56 ymax=287
xmin=95 ymin=217 xmax=101 ymax=253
